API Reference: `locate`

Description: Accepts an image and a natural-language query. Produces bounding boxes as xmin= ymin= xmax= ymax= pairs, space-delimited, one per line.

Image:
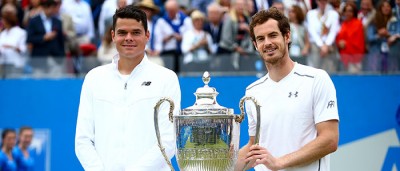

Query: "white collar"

xmin=112 ymin=54 xmax=149 ymax=70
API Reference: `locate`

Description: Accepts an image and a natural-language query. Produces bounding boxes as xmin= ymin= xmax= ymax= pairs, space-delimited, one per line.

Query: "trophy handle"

xmin=236 ymin=96 xmax=261 ymax=171
xmin=154 ymin=97 xmax=175 ymax=171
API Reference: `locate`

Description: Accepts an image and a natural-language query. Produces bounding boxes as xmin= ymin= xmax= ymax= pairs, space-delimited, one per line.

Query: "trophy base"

xmin=177 ymin=158 xmax=235 ymax=171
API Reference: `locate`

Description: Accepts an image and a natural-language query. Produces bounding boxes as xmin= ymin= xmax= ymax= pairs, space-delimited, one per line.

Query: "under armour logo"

xmin=141 ymin=81 xmax=151 ymax=86
xmin=327 ymin=101 xmax=335 ymax=108
xmin=288 ymin=91 xmax=298 ymax=98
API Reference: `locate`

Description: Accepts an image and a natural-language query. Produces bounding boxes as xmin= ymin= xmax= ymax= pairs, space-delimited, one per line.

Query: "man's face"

xmin=20 ymin=130 xmax=33 ymax=147
xmin=252 ymin=19 xmax=290 ymax=64
xmin=360 ymin=0 xmax=372 ymax=11
xmin=207 ymin=8 xmax=222 ymax=24
xmin=112 ymin=18 xmax=149 ymax=60
xmin=3 ymin=132 xmax=16 ymax=149
xmin=165 ymin=1 xmax=178 ymax=19
xmin=317 ymin=0 xmax=328 ymax=10
xmin=396 ymin=0 xmax=400 ymax=7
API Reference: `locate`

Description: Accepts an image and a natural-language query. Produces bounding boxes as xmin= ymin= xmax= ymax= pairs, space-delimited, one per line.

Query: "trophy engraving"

xmin=154 ymin=71 xmax=261 ymax=171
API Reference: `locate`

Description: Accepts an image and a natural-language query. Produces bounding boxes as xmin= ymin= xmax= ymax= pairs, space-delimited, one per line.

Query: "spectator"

xmin=54 ymin=0 xmax=80 ymax=75
xmin=13 ymin=126 xmax=35 ymax=171
xmin=181 ymin=10 xmax=213 ymax=69
xmin=0 ymin=5 xmax=27 ymax=78
xmin=358 ymin=0 xmax=376 ymax=27
xmin=60 ymin=0 xmax=94 ymax=45
xmin=22 ymin=0 xmax=42 ymax=27
xmin=0 ymin=0 xmax=25 ymax=26
xmin=336 ymin=2 xmax=366 ymax=73
xmin=282 ymin=0 xmax=310 ymax=13
xmin=387 ymin=0 xmax=400 ymax=71
xmin=251 ymin=0 xmax=273 ymax=15
xmin=190 ymin=0 xmax=213 ymax=14
xmin=329 ymin=0 xmax=342 ymax=13
xmin=305 ymin=0 xmax=340 ymax=73
xmin=219 ymin=0 xmax=254 ymax=70
xmin=0 ymin=129 xmax=17 ymax=171
xmin=26 ymin=0 xmax=65 ymax=76
xmin=288 ymin=5 xmax=309 ymax=65
xmin=153 ymin=0 xmax=193 ymax=73
xmin=272 ymin=1 xmax=286 ymax=15
xmin=97 ymin=26 xmax=117 ymax=65
xmin=367 ymin=0 xmax=392 ymax=73
xmin=98 ymin=0 xmax=128 ymax=38
xmin=204 ymin=2 xmax=227 ymax=55
xmin=136 ymin=0 xmax=164 ymax=66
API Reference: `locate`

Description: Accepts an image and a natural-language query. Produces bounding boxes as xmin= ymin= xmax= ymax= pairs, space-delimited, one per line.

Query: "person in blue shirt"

xmin=0 ymin=129 xmax=17 ymax=171
xmin=13 ymin=127 xmax=35 ymax=171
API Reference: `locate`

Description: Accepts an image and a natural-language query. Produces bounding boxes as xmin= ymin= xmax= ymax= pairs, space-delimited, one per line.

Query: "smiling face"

xmin=19 ymin=128 xmax=33 ymax=148
xmin=381 ymin=1 xmax=392 ymax=16
xmin=2 ymin=130 xmax=16 ymax=150
xmin=111 ymin=18 xmax=149 ymax=60
xmin=253 ymin=19 xmax=290 ymax=65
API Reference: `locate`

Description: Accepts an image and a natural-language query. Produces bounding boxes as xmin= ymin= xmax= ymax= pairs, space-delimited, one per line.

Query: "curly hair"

xmin=249 ymin=7 xmax=291 ymax=46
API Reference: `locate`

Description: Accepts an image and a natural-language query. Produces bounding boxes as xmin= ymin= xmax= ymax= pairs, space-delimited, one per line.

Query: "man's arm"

xmin=244 ymin=120 xmax=338 ymax=170
xmin=75 ymin=76 xmax=105 ymax=170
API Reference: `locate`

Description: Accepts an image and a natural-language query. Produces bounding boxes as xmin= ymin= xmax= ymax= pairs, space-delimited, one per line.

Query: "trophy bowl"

xmin=154 ymin=71 xmax=260 ymax=171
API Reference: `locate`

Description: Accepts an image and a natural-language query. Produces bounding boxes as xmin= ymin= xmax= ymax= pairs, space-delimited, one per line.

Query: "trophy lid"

xmin=181 ymin=71 xmax=232 ymax=115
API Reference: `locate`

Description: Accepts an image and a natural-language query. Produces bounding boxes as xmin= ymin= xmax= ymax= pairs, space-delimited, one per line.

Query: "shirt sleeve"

xmin=153 ymin=19 xmax=166 ymax=52
xmin=306 ymin=11 xmax=324 ymax=47
xmin=181 ymin=31 xmax=192 ymax=53
xmin=324 ymin=11 xmax=340 ymax=46
xmin=85 ymin=3 xmax=95 ymax=40
xmin=128 ymin=72 xmax=181 ymax=170
xmin=312 ymin=70 xmax=339 ymax=124
xmin=75 ymin=74 xmax=105 ymax=170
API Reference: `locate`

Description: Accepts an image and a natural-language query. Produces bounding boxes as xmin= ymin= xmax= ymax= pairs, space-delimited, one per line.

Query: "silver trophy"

xmin=154 ymin=71 xmax=261 ymax=171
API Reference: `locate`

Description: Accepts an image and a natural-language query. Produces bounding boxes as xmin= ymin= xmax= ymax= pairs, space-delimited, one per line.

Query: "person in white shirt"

xmin=98 ymin=0 xmax=130 ymax=38
xmin=153 ymin=0 xmax=193 ymax=72
xmin=60 ymin=0 xmax=95 ymax=45
xmin=181 ymin=10 xmax=213 ymax=66
xmin=136 ymin=0 xmax=165 ymax=67
xmin=75 ymin=5 xmax=181 ymax=171
xmin=234 ymin=8 xmax=339 ymax=171
xmin=305 ymin=0 xmax=340 ymax=73
xmin=0 ymin=4 xmax=27 ymax=77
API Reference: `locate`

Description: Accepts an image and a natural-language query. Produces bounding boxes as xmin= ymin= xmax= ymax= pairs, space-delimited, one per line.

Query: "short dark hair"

xmin=19 ymin=126 xmax=33 ymax=136
xmin=41 ymin=0 xmax=59 ymax=8
xmin=1 ymin=128 xmax=16 ymax=147
xmin=112 ymin=5 xmax=148 ymax=31
xmin=249 ymin=7 xmax=291 ymax=45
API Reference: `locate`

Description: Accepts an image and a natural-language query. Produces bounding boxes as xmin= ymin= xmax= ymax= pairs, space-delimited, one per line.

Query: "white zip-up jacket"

xmin=75 ymin=55 xmax=181 ymax=171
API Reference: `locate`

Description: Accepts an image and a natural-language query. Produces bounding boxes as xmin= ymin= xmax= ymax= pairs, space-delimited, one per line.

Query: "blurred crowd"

xmin=0 ymin=0 xmax=399 ymax=78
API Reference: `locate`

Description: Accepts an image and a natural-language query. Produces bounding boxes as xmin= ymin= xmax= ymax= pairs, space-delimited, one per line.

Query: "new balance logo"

xmin=327 ymin=101 xmax=335 ymax=108
xmin=141 ymin=81 xmax=151 ymax=86
xmin=288 ymin=91 xmax=298 ymax=98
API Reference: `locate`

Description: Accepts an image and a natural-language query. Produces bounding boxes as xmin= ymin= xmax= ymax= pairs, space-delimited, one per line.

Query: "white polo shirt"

xmin=245 ymin=63 xmax=339 ymax=171
xmin=75 ymin=55 xmax=181 ymax=171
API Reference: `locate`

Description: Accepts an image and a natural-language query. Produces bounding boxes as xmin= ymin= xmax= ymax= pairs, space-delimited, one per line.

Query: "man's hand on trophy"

xmin=245 ymin=144 xmax=283 ymax=171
